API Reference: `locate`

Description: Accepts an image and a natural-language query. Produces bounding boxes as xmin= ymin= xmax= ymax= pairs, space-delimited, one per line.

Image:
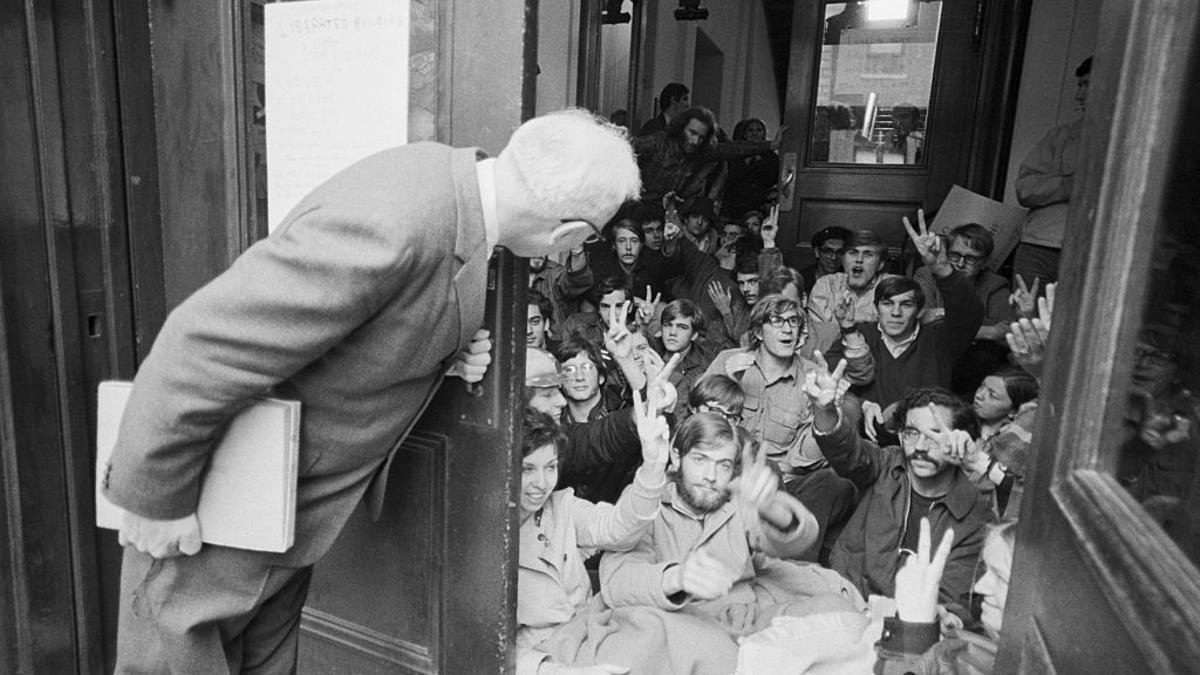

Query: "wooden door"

xmin=997 ymin=0 xmax=1200 ymax=671
xmin=775 ymin=0 xmax=1026 ymax=269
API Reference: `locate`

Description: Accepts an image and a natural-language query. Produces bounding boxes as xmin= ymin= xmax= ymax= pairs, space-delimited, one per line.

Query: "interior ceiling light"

xmin=675 ymin=0 xmax=709 ymax=21
xmin=867 ymin=0 xmax=910 ymax=22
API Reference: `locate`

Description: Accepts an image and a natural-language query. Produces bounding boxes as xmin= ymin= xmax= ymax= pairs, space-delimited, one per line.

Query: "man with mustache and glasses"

xmin=809 ymin=359 xmax=993 ymax=624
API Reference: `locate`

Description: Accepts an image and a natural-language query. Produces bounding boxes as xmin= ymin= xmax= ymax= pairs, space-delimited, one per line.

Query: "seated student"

xmin=875 ymin=519 xmax=1017 ymax=674
xmin=802 ymin=225 xmax=853 ymax=292
xmin=913 ymin=223 xmax=1014 ymax=395
xmin=598 ymin=414 xmax=862 ymax=672
xmin=807 ymin=229 xmax=899 ymax=327
xmin=516 ymin=398 xmax=670 ymax=675
xmin=584 ymin=213 xmax=672 ymax=304
xmin=561 ymin=276 xmax=633 ymax=347
xmin=527 ymin=290 xmax=560 ymax=353
xmin=659 ymin=216 xmax=748 ymax=348
xmin=827 ymin=213 xmax=984 ymax=443
xmin=705 ymin=295 xmax=872 ymax=561
xmin=633 ymin=200 xmax=667 ymax=253
xmin=962 ymin=367 xmax=1040 ymax=520
xmin=652 ymin=299 xmax=721 ymax=421
xmin=525 ymin=347 xmax=678 ymax=505
xmin=530 ymin=246 xmax=594 ymax=334
xmin=687 ymin=372 xmax=745 ymax=423
xmin=808 ymin=363 xmax=994 ymax=623
xmin=679 ymin=196 xmax=722 ymax=255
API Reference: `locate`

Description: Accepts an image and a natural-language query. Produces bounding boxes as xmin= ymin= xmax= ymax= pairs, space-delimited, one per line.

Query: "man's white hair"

xmin=501 ymin=109 xmax=641 ymax=226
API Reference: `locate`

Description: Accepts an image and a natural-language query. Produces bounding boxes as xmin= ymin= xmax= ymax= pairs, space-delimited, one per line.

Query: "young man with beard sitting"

xmin=807 ymin=358 xmax=993 ymax=624
xmin=595 ymin=413 xmax=863 ymax=673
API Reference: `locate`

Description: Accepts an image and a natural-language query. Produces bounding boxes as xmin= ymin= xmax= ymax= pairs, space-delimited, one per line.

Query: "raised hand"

xmin=832 ymin=290 xmax=856 ymax=329
xmin=631 ymin=385 xmax=670 ymax=472
xmin=903 ymin=209 xmax=949 ymax=275
xmin=1009 ymin=274 xmax=1041 ymax=318
xmin=604 ymin=301 xmax=633 ymax=360
xmin=119 ymin=511 xmax=203 ymax=559
xmin=633 ymin=286 xmax=662 ymax=327
xmin=648 ymin=352 xmax=683 ymax=414
xmin=706 ymin=281 xmax=733 ymax=317
xmin=944 ymin=427 xmax=988 ymax=475
xmin=760 ymin=204 xmax=779 ymax=249
xmin=802 ymin=350 xmax=848 ymax=408
xmin=894 ymin=518 xmax=954 ymax=623
xmin=1006 ymin=279 xmax=1054 ymax=379
xmin=663 ymin=545 xmax=737 ymax=600
xmin=861 ymin=400 xmax=885 ymax=442
xmin=663 ymin=192 xmax=683 ymax=242
xmin=732 ymin=439 xmax=780 ymax=519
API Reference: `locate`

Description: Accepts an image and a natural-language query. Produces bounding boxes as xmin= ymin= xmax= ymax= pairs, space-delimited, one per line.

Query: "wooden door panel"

xmin=300 ymin=431 xmax=445 ymax=673
xmin=798 ymin=199 xmax=921 ymax=248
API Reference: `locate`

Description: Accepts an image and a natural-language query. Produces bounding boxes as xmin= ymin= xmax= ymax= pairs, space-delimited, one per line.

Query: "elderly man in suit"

xmin=103 ymin=109 xmax=640 ymax=672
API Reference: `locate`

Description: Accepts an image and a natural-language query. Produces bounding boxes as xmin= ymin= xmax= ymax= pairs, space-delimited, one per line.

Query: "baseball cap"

xmin=526 ymin=348 xmax=567 ymax=387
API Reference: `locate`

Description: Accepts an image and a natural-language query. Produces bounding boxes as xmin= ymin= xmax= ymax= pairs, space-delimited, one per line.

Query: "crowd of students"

xmin=507 ymin=95 xmax=1078 ymax=674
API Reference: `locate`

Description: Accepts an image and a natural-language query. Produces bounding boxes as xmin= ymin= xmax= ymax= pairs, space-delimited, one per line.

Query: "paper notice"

xmin=265 ymin=0 xmax=410 ymax=231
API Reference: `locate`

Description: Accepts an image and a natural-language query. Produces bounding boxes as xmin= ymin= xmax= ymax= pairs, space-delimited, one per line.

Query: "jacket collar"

xmin=889 ymin=460 xmax=979 ymax=520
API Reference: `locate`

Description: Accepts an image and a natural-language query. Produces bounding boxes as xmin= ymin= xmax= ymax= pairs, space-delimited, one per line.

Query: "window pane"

xmin=1115 ymin=149 xmax=1200 ymax=566
xmin=809 ymin=0 xmax=942 ymax=166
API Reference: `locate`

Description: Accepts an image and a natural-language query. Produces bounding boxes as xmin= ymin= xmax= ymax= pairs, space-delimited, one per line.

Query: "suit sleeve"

xmin=105 ymin=200 xmax=422 ymax=519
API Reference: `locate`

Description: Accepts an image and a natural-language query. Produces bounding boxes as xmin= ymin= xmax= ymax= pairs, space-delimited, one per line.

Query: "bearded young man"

xmin=594 ymin=414 xmax=862 ymax=672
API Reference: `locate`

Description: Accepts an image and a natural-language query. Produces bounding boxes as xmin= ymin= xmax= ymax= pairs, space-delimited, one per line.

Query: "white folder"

xmin=95 ymin=380 xmax=301 ymax=553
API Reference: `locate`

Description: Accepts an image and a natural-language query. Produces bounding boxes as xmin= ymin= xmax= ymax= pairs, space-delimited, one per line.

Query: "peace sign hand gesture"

xmin=760 ymin=204 xmax=780 ymax=249
xmin=604 ymin=301 xmax=633 ymax=360
xmin=732 ymin=439 xmax=780 ymax=519
xmin=631 ymin=384 xmax=670 ymax=473
xmin=832 ymin=290 xmax=857 ymax=329
xmin=633 ymin=286 xmax=662 ymax=327
xmin=903 ymin=209 xmax=951 ymax=277
xmin=894 ymin=518 xmax=954 ymax=624
xmin=803 ymin=350 xmax=849 ymax=409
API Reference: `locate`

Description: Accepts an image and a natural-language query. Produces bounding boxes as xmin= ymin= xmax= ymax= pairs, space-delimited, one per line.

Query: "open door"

xmin=998 ymin=0 xmax=1200 ymax=671
xmin=775 ymin=0 xmax=1026 ymax=268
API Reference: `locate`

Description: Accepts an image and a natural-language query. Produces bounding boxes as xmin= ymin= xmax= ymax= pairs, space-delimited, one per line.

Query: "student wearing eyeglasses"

xmin=807 ymin=364 xmax=994 ymax=626
xmin=704 ymin=294 xmax=873 ymax=562
xmin=912 ymin=223 xmax=1015 ymax=396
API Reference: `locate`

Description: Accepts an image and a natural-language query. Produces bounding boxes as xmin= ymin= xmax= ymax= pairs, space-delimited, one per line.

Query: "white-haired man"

xmin=103 ymin=109 xmax=641 ymax=672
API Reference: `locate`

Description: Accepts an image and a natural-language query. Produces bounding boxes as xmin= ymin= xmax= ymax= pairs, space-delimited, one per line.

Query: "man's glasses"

xmin=561 ymin=362 xmax=597 ymax=376
xmin=899 ymin=426 xmax=945 ymax=450
xmin=766 ymin=314 xmax=803 ymax=329
xmin=947 ymin=252 xmax=984 ymax=266
xmin=704 ymin=403 xmax=742 ymax=425
xmin=562 ymin=219 xmax=604 ymax=244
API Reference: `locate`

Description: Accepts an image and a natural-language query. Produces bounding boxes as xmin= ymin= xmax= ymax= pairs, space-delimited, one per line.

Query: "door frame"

xmin=998 ymin=0 xmax=1200 ymax=671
